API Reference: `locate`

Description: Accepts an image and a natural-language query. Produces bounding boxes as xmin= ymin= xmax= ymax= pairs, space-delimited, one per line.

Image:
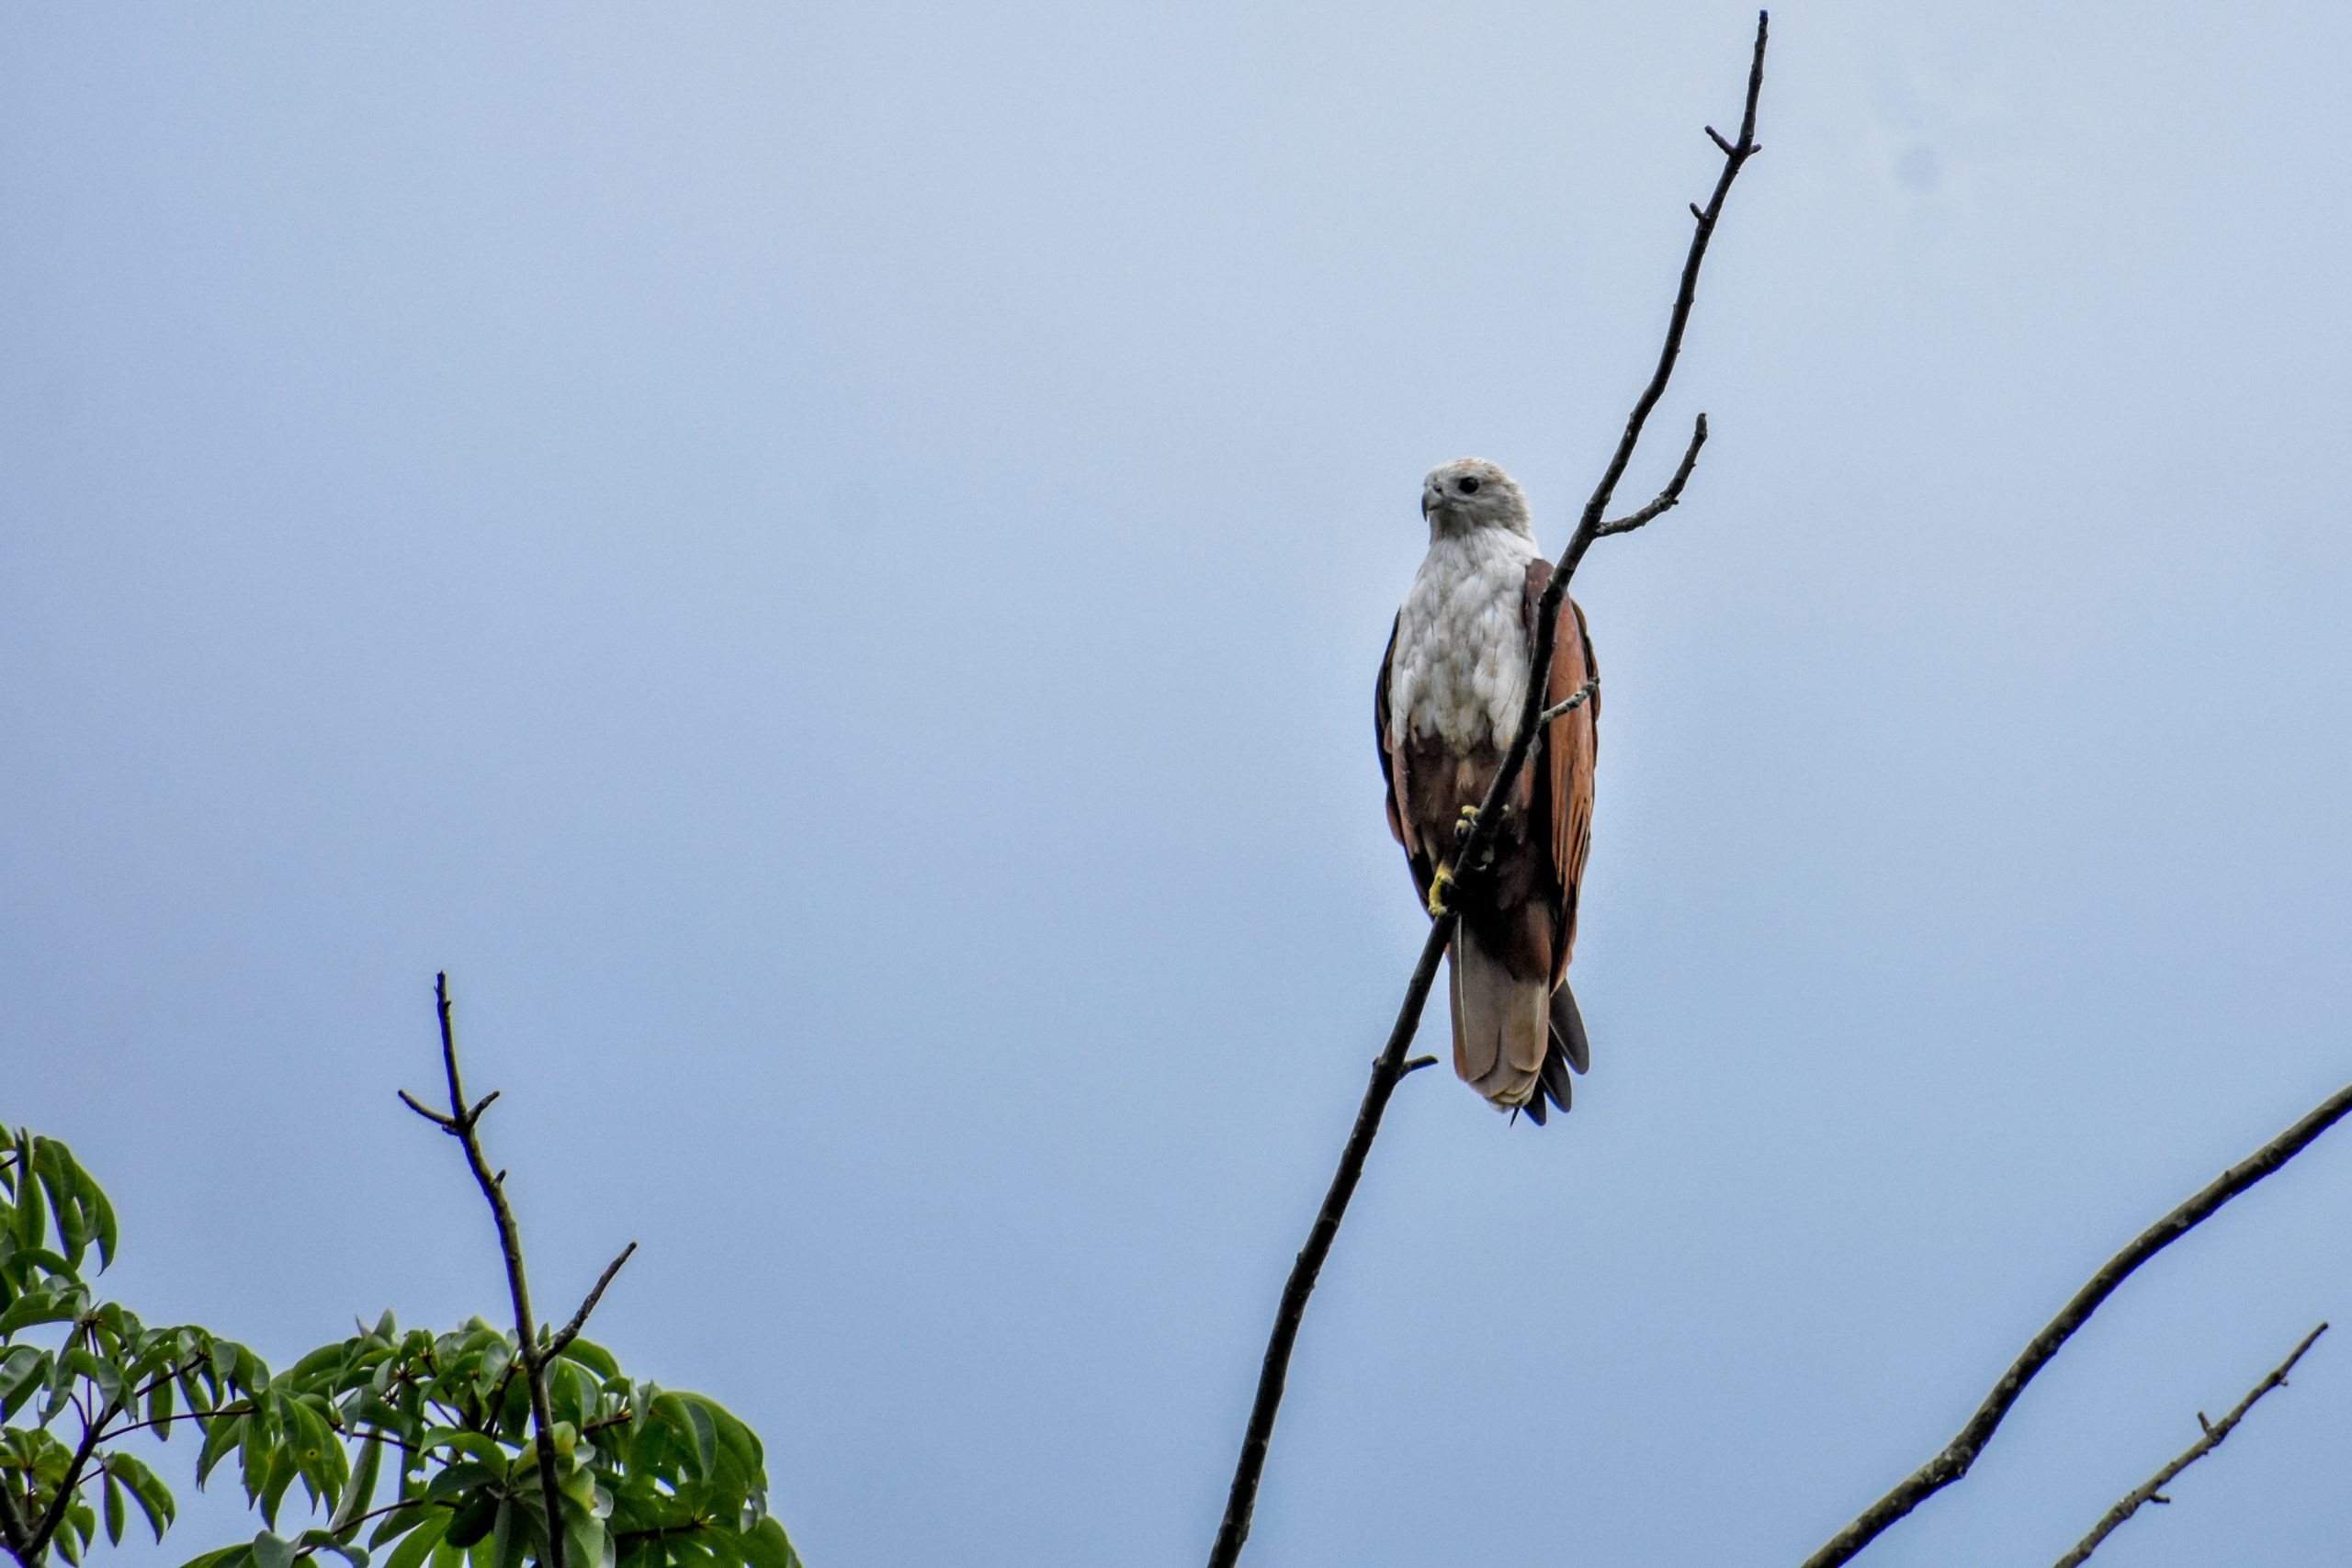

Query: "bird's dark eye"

xmin=1457 ymin=477 xmax=1481 ymax=494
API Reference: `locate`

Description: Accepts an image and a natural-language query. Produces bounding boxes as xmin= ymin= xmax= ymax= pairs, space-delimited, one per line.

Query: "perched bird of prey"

xmin=1376 ymin=459 xmax=1599 ymax=1124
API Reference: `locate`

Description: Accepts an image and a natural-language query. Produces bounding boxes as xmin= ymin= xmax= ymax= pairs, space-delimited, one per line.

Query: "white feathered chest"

xmin=1386 ymin=526 xmax=1542 ymax=755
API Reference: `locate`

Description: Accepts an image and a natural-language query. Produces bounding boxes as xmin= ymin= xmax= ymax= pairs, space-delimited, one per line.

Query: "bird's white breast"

xmin=1388 ymin=528 xmax=1541 ymax=753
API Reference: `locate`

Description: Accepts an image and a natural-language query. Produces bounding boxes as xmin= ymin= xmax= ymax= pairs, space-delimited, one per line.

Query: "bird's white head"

xmin=1420 ymin=458 xmax=1533 ymax=540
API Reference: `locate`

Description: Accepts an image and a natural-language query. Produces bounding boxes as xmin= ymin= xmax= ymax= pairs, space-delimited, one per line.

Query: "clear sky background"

xmin=6 ymin=4 xmax=2351 ymax=1565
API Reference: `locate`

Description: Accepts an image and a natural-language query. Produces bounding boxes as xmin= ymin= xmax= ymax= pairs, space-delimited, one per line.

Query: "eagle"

xmin=1376 ymin=458 xmax=1599 ymax=1124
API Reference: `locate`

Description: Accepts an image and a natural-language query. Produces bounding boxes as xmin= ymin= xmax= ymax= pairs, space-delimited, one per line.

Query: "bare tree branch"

xmin=1203 ymin=17 xmax=1770 ymax=1568
xmin=1204 ymin=915 xmax=1454 ymax=1568
xmin=2052 ymin=1322 xmax=2327 ymax=1568
xmin=403 ymin=974 xmax=570 ymax=1568
xmin=547 ymin=1242 xmax=639 ymax=1362
xmin=1801 ymin=1080 xmax=2352 ymax=1568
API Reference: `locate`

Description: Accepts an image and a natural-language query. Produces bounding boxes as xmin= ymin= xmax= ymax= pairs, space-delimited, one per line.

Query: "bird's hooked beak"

xmin=1421 ymin=481 xmax=1441 ymax=518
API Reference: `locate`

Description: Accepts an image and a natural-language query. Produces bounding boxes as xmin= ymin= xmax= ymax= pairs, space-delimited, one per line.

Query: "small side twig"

xmin=1597 ymin=413 xmax=1708 ymax=537
xmin=402 ymin=975 xmax=569 ymax=1568
xmin=1538 ymin=678 xmax=1600 ymax=726
xmin=548 ymin=1243 xmax=639 ymax=1361
xmin=2052 ymin=1323 xmax=2327 ymax=1567
xmin=1801 ymin=1080 xmax=2352 ymax=1568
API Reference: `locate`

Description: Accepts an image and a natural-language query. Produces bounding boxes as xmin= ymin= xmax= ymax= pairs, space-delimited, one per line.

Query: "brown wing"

xmin=1521 ymin=561 xmax=1599 ymax=988
xmin=1374 ymin=614 xmax=1436 ymax=902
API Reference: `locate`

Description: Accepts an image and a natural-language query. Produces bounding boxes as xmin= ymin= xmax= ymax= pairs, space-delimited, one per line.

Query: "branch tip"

xmin=548 ymin=1242 xmax=640 ymax=1360
xmin=397 ymin=1089 xmax=456 ymax=1131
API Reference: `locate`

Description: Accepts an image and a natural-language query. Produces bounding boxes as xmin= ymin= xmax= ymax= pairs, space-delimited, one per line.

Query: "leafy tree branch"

xmin=2 ymin=976 xmax=802 ymax=1568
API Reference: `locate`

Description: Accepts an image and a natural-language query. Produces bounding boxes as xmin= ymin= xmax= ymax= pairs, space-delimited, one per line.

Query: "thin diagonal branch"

xmin=413 ymin=974 xmax=569 ymax=1568
xmin=2052 ymin=1322 xmax=2327 ymax=1567
xmin=1801 ymin=1080 xmax=2352 ymax=1568
xmin=547 ymin=1242 xmax=638 ymax=1361
xmin=17 ymin=1395 xmax=121 ymax=1566
xmin=1203 ymin=17 xmax=1770 ymax=1568
xmin=1204 ymin=912 xmax=1454 ymax=1568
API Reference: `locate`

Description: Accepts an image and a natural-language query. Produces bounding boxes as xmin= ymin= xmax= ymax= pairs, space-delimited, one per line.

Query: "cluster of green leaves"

xmin=181 ymin=1316 xmax=797 ymax=1568
xmin=1 ymin=1123 xmax=799 ymax=1568
xmin=1 ymin=1127 xmax=182 ymax=1565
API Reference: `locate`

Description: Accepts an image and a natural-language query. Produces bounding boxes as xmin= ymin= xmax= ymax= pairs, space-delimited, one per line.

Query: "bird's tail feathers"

xmin=1448 ymin=932 xmax=1547 ymax=1115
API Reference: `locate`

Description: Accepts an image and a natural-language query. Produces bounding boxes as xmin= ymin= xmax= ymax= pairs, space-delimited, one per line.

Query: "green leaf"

xmin=103 ymin=1467 xmax=127 ymax=1546
xmin=259 ymin=1439 xmax=300 ymax=1527
xmin=253 ymin=1531 xmax=297 ymax=1568
xmin=442 ymin=1493 xmax=500 ymax=1550
xmin=120 ymin=1453 xmax=177 ymax=1541
xmin=661 ymin=1396 xmax=716 ymax=1480
xmin=181 ymin=1365 xmax=219 ymax=1416
xmin=380 ymin=1512 xmax=449 ymax=1568
xmin=197 ymin=1408 xmax=243 ymax=1488
xmin=491 ymin=1499 xmax=526 ymax=1568
xmin=287 ymin=1343 xmax=350 ymax=1388
xmin=299 ymin=1529 xmax=370 ymax=1568
xmin=150 ymin=1363 xmax=180 ymax=1438
xmin=553 ymin=1339 xmax=618 ymax=1382
xmin=369 ymin=1502 xmax=435 ymax=1550
xmin=11 ymin=1138 xmax=44 ymax=1251
xmin=0 ymin=1289 xmax=77 ymax=1337
xmin=736 ymin=1518 xmax=800 ymax=1568
xmin=417 ymin=1429 xmax=510 ymax=1470
xmin=563 ymin=1502 xmax=606 ymax=1568
xmin=332 ymin=1435 xmax=384 ymax=1535
xmin=424 ymin=1463 xmax=503 ymax=1508
xmin=288 ymin=1393 xmax=349 ymax=1506
xmin=0 ymin=1347 xmax=49 ymax=1417
xmin=178 ymin=1545 xmax=253 ymax=1568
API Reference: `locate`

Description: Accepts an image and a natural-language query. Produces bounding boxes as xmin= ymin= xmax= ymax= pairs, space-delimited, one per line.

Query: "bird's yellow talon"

xmin=1453 ymin=805 xmax=1481 ymax=843
xmin=1427 ymin=865 xmax=1455 ymax=917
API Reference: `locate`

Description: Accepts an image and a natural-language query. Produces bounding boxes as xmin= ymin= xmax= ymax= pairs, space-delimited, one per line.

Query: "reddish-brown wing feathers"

xmin=1374 ymin=615 xmax=1435 ymax=901
xmin=1523 ymin=560 xmax=1600 ymax=988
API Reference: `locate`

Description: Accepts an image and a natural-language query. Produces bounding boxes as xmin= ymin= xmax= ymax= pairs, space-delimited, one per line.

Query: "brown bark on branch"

xmin=1800 ymin=1080 xmax=2352 ymax=1568
xmin=401 ymin=976 xmax=637 ymax=1568
xmin=402 ymin=974 xmax=571 ymax=1568
xmin=1202 ymin=16 xmax=1770 ymax=1568
xmin=2052 ymin=1323 xmax=2326 ymax=1568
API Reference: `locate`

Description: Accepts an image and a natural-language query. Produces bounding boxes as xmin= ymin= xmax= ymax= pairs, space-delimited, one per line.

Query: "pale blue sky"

xmin=6 ymin=5 xmax=2351 ymax=1565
